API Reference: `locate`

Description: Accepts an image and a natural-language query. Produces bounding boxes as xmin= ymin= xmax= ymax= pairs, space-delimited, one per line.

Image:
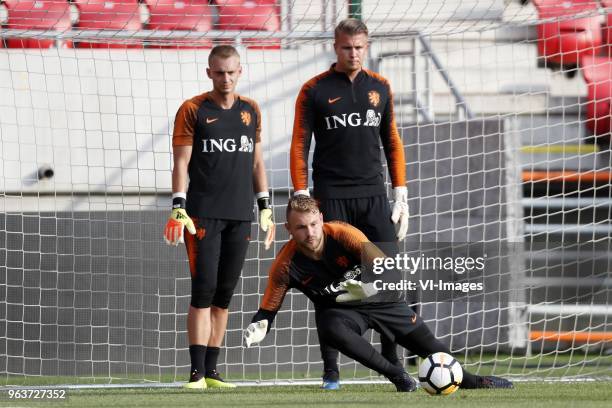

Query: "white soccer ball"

xmin=418 ymin=352 xmax=463 ymax=395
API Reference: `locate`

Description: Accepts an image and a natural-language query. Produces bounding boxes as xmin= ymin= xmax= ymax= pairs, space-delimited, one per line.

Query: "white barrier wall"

xmin=0 ymin=48 xmax=335 ymax=201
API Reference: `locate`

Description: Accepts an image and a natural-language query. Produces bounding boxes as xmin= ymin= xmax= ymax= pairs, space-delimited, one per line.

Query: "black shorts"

xmin=318 ymin=195 xmax=397 ymax=243
xmin=316 ymin=302 xmax=421 ymax=342
xmin=184 ymin=218 xmax=251 ymax=308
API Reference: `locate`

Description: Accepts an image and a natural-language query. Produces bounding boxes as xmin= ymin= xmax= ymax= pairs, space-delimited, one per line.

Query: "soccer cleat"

xmin=321 ymin=369 xmax=340 ymax=390
xmin=205 ymin=369 xmax=237 ymax=389
xmin=387 ymin=371 xmax=418 ymax=392
xmin=463 ymin=375 xmax=514 ymax=389
xmin=183 ymin=370 xmax=207 ymax=389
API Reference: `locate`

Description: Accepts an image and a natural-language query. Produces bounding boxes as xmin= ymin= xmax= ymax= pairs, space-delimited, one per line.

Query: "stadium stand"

xmin=601 ymin=0 xmax=612 ymax=56
xmin=2 ymin=0 xmax=72 ymax=48
xmin=532 ymin=0 xmax=601 ymax=70
xmin=581 ymin=55 xmax=612 ymax=141
xmin=144 ymin=0 xmax=214 ymax=48
xmin=73 ymin=0 xmax=143 ymax=48
xmin=215 ymin=0 xmax=280 ymax=48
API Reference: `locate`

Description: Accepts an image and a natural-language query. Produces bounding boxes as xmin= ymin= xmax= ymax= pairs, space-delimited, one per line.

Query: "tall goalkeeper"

xmin=164 ymin=45 xmax=275 ymax=389
xmin=244 ymin=197 xmax=513 ymax=392
xmin=290 ymin=18 xmax=409 ymax=388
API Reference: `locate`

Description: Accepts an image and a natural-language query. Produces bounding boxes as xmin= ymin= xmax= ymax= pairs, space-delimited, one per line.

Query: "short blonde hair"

xmin=208 ymin=45 xmax=240 ymax=66
xmin=334 ymin=18 xmax=369 ymax=39
xmin=286 ymin=196 xmax=320 ymax=220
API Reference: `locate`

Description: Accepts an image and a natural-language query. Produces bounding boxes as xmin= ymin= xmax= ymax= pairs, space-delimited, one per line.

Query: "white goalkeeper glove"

xmin=163 ymin=194 xmax=196 ymax=246
xmin=391 ymin=186 xmax=409 ymax=241
xmin=257 ymin=192 xmax=275 ymax=250
xmin=336 ymin=279 xmax=379 ymax=303
xmin=244 ymin=319 xmax=268 ymax=347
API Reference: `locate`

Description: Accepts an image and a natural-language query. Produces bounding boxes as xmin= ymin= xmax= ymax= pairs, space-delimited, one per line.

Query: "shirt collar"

xmin=329 ymin=63 xmax=366 ymax=82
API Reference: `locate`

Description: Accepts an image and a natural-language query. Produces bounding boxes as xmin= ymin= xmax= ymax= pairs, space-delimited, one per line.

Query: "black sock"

xmin=396 ymin=324 xmax=452 ymax=358
xmin=189 ymin=345 xmax=207 ymax=374
xmin=322 ymin=333 xmax=402 ymax=379
xmin=380 ymin=335 xmax=400 ymax=366
xmin=395 ymin=323 xmax=481 ymax=386
xmin=205 ymin=347 xmax=220 ymax=375
xmin=320 ymin=343 xmax=340 ymax=374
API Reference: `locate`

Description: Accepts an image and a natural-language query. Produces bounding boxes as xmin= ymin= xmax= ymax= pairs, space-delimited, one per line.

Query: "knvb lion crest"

xmin=196 ymin=226 xmax=206 ymax=240
xmin=368 ymin=90 xmax=380 ymax=107
xmin=335 ymin=256 xmax=350 ymax=268
xmin=241 ymin=111 xmax=252 ymax=126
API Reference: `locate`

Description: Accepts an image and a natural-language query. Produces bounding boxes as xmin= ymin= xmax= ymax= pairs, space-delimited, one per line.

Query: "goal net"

xmin=1 ymin=0 xmax=611 ymax=386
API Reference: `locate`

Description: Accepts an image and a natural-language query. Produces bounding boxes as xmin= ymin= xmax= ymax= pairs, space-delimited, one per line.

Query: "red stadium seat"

xmin=532 ymin=0 xmax=601 ymax=68
xmin=73 ymin=0 xmax=143 ymax=48
xmin=3 ymin=0 xmax=72 ymax=48
xmin=145 ymin=0 xmax=213 ymax=48
xmin=215 ymin=0 xmax=280 ymax=49
xmin=601 ymin=0 xmax=612 ymax=56
xmin=581 ymin=55 xmax=612 ymax=141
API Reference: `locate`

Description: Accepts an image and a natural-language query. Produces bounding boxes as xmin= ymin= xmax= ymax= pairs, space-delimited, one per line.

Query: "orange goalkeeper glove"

xmin=163 ymin=194 xmax=196 ymax=246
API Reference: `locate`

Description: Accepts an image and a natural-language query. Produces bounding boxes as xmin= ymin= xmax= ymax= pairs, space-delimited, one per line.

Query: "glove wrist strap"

xmin=257 ymin=193 xmax=271 ymax=211
xmin=172 ymin=197 xmax=186 ymax=209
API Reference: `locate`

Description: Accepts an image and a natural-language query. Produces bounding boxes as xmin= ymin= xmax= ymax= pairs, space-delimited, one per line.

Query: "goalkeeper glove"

xmin=257 ymin=192 xmax=275 ymax=250
xmin=244 ymin=319 xmax=268 ymax=347
xmin=336 ymin=279 xmax=378 ymax=303
xmin=163 ymin=194 xmax=196 ymax=246
xmin=391 ymin=186 xmax=409 ymax=241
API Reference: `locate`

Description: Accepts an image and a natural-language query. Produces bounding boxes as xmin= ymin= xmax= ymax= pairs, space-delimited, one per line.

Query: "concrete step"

xmin=395 ymin=92 xmax=584 ymax=116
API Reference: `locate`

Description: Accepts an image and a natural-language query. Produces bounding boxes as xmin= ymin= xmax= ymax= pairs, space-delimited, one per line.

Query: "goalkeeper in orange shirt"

xmin=163 ymin=45 xmax=275 ymax=389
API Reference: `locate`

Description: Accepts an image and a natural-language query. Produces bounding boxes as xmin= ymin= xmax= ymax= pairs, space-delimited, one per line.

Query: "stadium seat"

xmin=601 ymin=0 xmax=612 ymax=56
xmin=215 ymin=0 xmax=280 ymax=49
xmin=580 ymin=55 xmax=612 ymax=141
xmin=532 ymin=0 xmax=601 ymax=69
xmin=3 ymin=0 xmax=72 ymax=48
xmin=144 ymin=0 xmax=213 ymax=48
xmin=73 ymin=0 xmax=143 ymax=48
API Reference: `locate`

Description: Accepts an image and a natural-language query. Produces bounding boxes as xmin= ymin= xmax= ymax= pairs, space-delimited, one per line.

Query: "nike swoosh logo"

xmin=410 ymin=314 xmax=417 ymax=324
xmin=301 ymin=276 xmax=314 ymax=285
xmin=206 ymin=118 xmax=218 ymax=124
xmin=328 ymin=97 xmax=342 ymax=104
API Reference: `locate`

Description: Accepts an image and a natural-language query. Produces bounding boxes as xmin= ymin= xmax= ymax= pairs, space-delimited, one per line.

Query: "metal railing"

xmin=371 ymin=32 xmax=474 ymax=122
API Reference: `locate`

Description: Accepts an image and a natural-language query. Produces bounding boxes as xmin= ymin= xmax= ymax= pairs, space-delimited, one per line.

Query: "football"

xmin=418 ymin=352 xmax=463 ymax=395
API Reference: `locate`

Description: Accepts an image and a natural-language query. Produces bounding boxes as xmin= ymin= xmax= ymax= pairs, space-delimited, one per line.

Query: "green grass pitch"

xmin=1 ymin=382 xmax=611 ymax=408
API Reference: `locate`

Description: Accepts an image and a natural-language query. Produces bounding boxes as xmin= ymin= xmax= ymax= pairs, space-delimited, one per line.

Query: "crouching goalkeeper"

xmin=244 ymin=196 xmax=513 ymax=391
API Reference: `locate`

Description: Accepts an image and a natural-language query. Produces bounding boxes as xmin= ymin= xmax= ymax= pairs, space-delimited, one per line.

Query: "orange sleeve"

xmin=369 ymin=72 xmax=406 ymax=188
xmin=241 ymin=96 xmax=262 ymax=143
xmin=290 ymin=79 xmax=317 ymax=192
xmin=324 ymin=222 xmax=386 ymax=266
xmin=172 ymin=98 xmax=199 ymax=147
xmin=260 ymin=241 xmax=296 ymax=312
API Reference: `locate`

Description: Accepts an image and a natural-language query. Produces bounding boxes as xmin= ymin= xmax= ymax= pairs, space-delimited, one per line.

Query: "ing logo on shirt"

xmin=368 ymin=90 xmax=380 ymax=107
xmin=324 ymin=110 xmax=381 ymax=129
xmin=364 ymin=109 xmax=381 ymax=127
xmin=238 ymin=135 xmax=254 ymax=152
xmin=241 ymin=111 xmax=252 ymax=126
xmin=201 ymin=136 xmax=253 ymax=153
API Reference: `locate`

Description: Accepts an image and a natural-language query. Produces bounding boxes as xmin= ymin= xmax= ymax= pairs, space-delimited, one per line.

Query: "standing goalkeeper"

xmin=290 ymin=18 xmax=409 ymax=388
xmin=164 ymin=45 xmax=275 ymax=389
